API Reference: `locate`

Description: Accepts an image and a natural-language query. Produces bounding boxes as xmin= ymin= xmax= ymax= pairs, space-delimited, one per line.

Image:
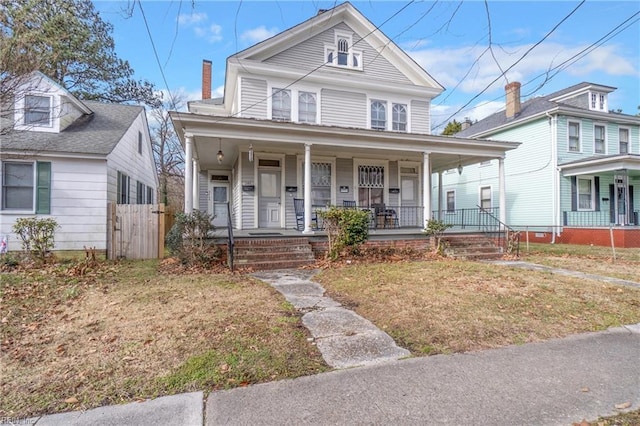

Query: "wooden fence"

xmin=107 ymin=203 xmax=165 ymax=260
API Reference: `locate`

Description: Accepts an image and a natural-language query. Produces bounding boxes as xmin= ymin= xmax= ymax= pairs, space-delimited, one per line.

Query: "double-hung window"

xmin=392 ymin=103 xmax=407 ymax=131
xmin=568 ymin=122 xmax=580 ymax=152
xmin=577 ymin=177 xmax=594 ymax=210
xmin=24 ymin=95 xmax=52 ymax=127
xmin=619 ymin=128 xmax=629 ymax=154
xmin=446 ymin=190 xmax=455 ymax=213
xmin=298 ymin=92 xmax=317 ymax=124
xmin=594 ymin=125 xmax=605 ymax=154
xmin=136 ymin=181 xmax=145 ymax=204
xmin=146 ymin=186 xmax=154 ymax=204
xmin=480 ymin=186 xmax=492 ymax=210
xmin=371 ymin=100 xmax=386 ymax=130
xmin=272 ymin=88 xmax=291 ymax=121
xmin=1 ymin=161 xmax=51 ymax=213
xmin=117 ymin=171 xmax=130 ymax=204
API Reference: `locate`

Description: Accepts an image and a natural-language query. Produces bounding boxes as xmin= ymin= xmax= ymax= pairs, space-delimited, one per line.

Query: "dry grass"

xmin=0 ymin=258 xmax=327 ymax=418
xmin=521 ymin=243 xmax=640 ymax=282
xmin=314 ymin=258 xmax=640 ymax=355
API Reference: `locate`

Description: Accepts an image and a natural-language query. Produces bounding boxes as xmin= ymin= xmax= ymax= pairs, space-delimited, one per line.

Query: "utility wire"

xmin=432 ymin=0 xmax=586 ymax=130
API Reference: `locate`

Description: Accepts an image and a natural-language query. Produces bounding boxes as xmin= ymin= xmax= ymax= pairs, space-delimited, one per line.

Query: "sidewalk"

xmin=15 ymin=323 xmax=639 ymax=425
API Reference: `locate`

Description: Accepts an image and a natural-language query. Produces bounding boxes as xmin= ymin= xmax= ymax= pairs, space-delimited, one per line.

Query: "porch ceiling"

xmin=170 ymin=112 xmax=520 ymax=172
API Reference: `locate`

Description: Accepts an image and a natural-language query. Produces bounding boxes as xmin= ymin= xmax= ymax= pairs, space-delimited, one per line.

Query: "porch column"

xmin=303 ymin=143 xmax=314 ymax=234
xmin=184 ymin=133 xmax=194 ymax=213
xmin=423 ymin=152 xmax=432 ymax=225
xmin=499 ymin=156 xmax=506 ymax=225
xmin=437 ymin=171 xmax=443 ymax=220
xmin=192 ymin=157 xmax=199 ymax=211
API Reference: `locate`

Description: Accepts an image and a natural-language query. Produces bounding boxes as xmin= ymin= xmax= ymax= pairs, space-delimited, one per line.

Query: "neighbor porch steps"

xmin=441 ymin=234 xmax=503 ymax=260
xmin=233 ymin=237 xmax=316 ymax=270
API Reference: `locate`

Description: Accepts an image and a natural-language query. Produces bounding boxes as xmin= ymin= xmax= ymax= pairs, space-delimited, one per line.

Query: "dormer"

xmin=12 ymin=71 xmax=92 ymax=134
xmin=324 ymin=30 xmax=363 ymax=71
xmin=548 ymin=83 xmax=615 ymax=113
xmin=588 ymin=90 xmax=607 ymax=112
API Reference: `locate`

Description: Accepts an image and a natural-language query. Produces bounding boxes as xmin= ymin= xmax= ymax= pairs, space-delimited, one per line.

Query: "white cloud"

xmin=240 ymin=26 xmax=279 ymax=44
xmin=407 ymin=41 xmax=638 ymax=99
xmin=178 ymin=12 xmax=207 ymax=26
xmin=194 ymin=24 xmax=223 ymax=43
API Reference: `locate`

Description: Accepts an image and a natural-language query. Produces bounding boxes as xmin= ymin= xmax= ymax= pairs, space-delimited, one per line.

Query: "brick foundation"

xmin=521 ymin=228 xmax=640 ymax=248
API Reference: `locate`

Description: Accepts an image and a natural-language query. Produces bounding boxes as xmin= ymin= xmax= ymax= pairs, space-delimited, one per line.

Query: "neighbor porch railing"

xmin=432 ymin=207 xmax=500 ymax=230
xmin=563 ymin=210 xmax=639 ymax=227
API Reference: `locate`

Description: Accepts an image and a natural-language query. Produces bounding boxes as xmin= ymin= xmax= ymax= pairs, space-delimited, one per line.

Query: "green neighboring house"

xmin=441 ymin=81 xmax=640 ymax=247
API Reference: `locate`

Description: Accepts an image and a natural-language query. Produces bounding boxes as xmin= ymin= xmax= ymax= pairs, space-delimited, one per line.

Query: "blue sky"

xmin=95 ymin=1 xmax=640 ymax=130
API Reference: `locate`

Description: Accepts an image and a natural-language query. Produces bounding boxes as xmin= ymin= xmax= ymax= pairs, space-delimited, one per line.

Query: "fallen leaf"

xmin=580 ymin=387 xmax=589 ymax=392
xmin=615 ymin=401 xmax=631 ymax=410
xmin=65 ymin=397 xmax=79 ymax=404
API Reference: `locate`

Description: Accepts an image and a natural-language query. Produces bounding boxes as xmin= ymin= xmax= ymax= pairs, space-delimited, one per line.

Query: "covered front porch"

xmin=170 ymin=114 xmax=519 ymax=234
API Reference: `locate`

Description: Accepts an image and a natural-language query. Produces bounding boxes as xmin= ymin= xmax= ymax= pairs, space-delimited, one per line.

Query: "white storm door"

xmin=258 ymin=170 xmax=281 ymax=228
xmin=211 ymin=183 xmax=229 ymax=228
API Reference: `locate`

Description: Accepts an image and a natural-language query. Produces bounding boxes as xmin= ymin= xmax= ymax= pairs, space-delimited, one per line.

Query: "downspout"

xmin=546 ymin=112 xmax=558 ymax=243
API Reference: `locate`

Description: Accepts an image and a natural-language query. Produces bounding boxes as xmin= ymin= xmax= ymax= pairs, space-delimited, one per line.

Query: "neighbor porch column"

xmin=499 ymin=156 xmax=506 ymax=225
xmin=184 ymin=133 xmax=194 ymax=213
xmin=423 ymin=152 xmax=432 ymax=225
xmin=437 ymin=171 xmax=443 ymax=220
xmin=303 ymin=143 xmax=314 ymax=234
xmin=192 ymin=157 xmax=199 ymax=211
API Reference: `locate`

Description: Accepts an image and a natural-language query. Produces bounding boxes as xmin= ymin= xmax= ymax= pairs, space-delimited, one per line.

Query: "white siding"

xmin=240 ymin=77 xmax=268 ymax=119
xmin=284 ymin=154 xmax=297 ymax=229
xmin=335 ymin=158 xmax=353 ymax=205
xmin=106 ymin=111 xmax=158 ymax=204
xmin=198 ymin=171 xmax=208 ymax=213
xmin=411 ymin=100 xmax=430 ymax=134
xmin=240 ymin=152 xmax=255 ymax=229
xmin=321 ymin=88 xmax=366 ymax=128
xmin=264 ymin=22 xmax=411 ymax=84
xmin=0 ymin=157 xmax=109 ymax=251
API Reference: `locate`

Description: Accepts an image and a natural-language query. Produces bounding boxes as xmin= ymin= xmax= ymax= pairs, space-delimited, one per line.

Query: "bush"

xmin=318 ymin=207 xmax=370 ymax=260
xmin=12 ymin=217 xmax=59 ymax=261
xmin=423 ymin=219 xmax=452 ymax=255
xmin=166 ymin=210 xmax=221 ymax=266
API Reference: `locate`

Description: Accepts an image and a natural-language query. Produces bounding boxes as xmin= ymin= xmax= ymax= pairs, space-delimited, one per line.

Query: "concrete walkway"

xmin=251 ymin=269 xmax=410 ymax=369
xmin=490 ymin=260 xmax=640 ymax=289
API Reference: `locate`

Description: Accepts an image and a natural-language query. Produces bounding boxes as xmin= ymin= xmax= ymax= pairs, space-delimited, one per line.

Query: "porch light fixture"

xmin=216 ymin=138 xmax=224 ymax=164
xmin=457 ymin=164 xmax=463 ymax=175
xmin=248 ymin=144 xmax=254 ymax=162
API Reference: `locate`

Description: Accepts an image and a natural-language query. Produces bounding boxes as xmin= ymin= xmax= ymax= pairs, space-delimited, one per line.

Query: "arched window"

xmin=337 ymin=38 xmax=349 ymax=66
xmin=371 ymin=101 xmax=386 ymax=130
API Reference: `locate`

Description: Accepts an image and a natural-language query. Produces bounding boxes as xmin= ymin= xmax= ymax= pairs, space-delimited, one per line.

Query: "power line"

xmin=432 ymin=0 xmax=586 ymax=130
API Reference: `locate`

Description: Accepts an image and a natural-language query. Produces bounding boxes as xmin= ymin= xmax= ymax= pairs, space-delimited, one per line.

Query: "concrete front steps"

xmin=233 ymin=237 xmax=316 ymax=270
xmin=441 ymin=234 xmax=503 ymax=260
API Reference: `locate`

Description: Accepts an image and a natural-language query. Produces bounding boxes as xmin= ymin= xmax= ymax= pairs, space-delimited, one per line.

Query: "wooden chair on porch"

xmin=293 ymin=198 xmax=318 ymax=231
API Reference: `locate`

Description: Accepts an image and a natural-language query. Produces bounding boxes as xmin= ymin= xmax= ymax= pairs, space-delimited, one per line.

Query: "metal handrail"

xmin=226 ymin=202 xmax=234 ymax=272
xmin=475 ymin=205 xmax=520 ymax=257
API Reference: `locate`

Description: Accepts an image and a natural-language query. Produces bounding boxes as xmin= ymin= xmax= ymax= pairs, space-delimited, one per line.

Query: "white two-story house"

xmin=446 ymin=81 xmax=640 ymax=247
xmin=170 ymin=2 xmax=519 ymax=235
xmin=1 ymin=71 xmax=158 ymax=254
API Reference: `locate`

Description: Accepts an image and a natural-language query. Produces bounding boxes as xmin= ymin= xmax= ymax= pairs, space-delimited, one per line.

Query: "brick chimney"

xmin=505 ymin=81 xmax=521 ymax=119
xmin=461 ymin=117 xmax=473 ymax=131
xmin=202 ymin=59 xmax=212 ymax=100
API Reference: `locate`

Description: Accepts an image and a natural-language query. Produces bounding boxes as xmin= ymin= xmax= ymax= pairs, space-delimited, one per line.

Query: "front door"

xmin=258 ymin=169 xmax=281 ymax=228
xmin=615 ymin=175 xmax=628 ymax=225
xmin=211 ymin=182 xmax=229 ymax=228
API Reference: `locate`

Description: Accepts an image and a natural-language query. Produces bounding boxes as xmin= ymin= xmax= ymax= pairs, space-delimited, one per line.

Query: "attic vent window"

xmin=589 ymin=92 xmax=607 ymax=112
xmin=325 ymin=32 xmax=363 ymax=71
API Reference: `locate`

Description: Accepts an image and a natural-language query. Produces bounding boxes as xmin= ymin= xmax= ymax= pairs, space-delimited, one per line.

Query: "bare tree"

xmin=149 ymin=93 xmax=185 ymax=208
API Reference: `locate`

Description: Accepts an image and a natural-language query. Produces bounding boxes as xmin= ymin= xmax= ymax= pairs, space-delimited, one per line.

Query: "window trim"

xmin=24 ymin=94 xmax=53 ymax=127
xmin=117 ymin=171 xmax=131 ymax=204
xmin=593 ymin=123 xmax=606 ymax=155
xmin=296 ymin=156 xmax=336 ymax=206
xmin=1 ymin=161 xmax=35 ymax=211
xmin=568 ymin=121 xmax=581 ymax=153
xmin=352 ymin=158 xmax=389 ymax=206
xmin=589 ymin=91 xmax=607 ymax=111
xmin=324 ymin=31 xmax=363 ymax=71
xmin=619 ymin=127 xmax=630 ymax=154
xmin=297 ymin=91 xmax=317 ymax=124
xmin=1 ymin=161 xmax=51 ymax=213
xmin=576 ymin=176 xmax=595 ymax=211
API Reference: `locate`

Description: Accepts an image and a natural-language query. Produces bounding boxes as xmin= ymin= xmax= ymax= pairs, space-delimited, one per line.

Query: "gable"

xmin=264 ymin=22 xmax=412 ymax=85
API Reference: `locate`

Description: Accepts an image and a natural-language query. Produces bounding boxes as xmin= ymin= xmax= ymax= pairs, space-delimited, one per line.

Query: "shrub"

xmin=166 ymin=210 xmax=221 ymax=266
xmin=423 ymin=219 xmax=452 ymax=255
xmin=12 ymin=217 xmax=59 ymax=261
xmin=318 ymin=207 xmax=370 ymax=260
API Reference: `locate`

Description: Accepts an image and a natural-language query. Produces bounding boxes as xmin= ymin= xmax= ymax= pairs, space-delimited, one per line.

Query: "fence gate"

xmin=107 ymin=203 xmax=165 ymax=260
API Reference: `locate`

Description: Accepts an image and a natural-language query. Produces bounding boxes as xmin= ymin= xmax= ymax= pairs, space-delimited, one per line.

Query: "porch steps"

xmin=441 ymin=234 xmax=503 ymax=260
xmin=233 ymin=237 xmax=316 ymax=270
